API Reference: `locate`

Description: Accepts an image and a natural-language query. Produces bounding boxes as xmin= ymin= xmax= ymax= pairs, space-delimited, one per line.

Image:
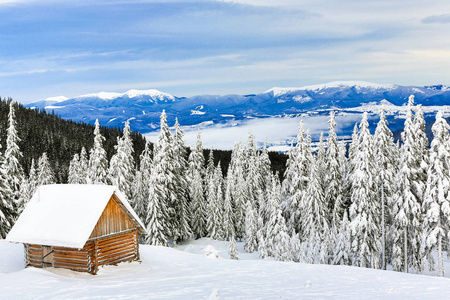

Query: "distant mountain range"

xmin=26 ymin=81 xmax=450 ymax=149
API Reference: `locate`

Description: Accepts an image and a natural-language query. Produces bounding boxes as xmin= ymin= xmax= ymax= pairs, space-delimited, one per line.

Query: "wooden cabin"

xmin=6 ymin=184 xmax=147 ymax=275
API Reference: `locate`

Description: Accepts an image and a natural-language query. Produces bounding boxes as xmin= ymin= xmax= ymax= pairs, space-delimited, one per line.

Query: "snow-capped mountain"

xmin=26 ymin=81 xmax=450 ymax=149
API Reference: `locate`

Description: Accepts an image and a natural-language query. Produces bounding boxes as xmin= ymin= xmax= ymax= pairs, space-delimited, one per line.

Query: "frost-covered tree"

xmin=349 ymin=112 xmax=380 ymax=269
xmin=133 ymin=141 xmax=152 ymax=222
xmin=421 ymin=111 xmax=450 ymax=277
xmin=171 ymin=118 xmax=192 ymax=242
xmin=68 ymin=153 xmax=82 ymax=184
xmin=229 ymin=236 xmax=239 ymax=260
xmin=0 ymin=145 xmax=14 ymax=238
xmin=282 ymin=121 xmax=311 ymax=234
xmin=229 ymin=142 xmax=248 ymax=239
xmin=392 ymin=96 xmax=424 ymax=273
xmin=206 ymin=163 xmax=224 ymax=240
xmin=244 ymin=200 xmax=258 ymax=253
xmin=373 ymin=106 xmax=398 ymax=269
xmin=145 ymin=180 xmax=169 ymax=246
xmin=88 ymin=119 xmax=109 ymax=184
xmin=188 ymin=130 xmax=207 ymax=239
xmin=109 ymin=120 xmax=135 ymax=200
xmin=3 ymin=101 xmax=24 ymax=206
xmin=37 ymin=152 xmax=55 ymax=186
xmin=223 ymin=168 xmax=235 ymax=241
xmin=332 ymin=211 xmax=352 ymax=265
xmin=301 ymin=156 xmax=330 ymax=264
xmin=246 ymin=132 xmax=263 ymax=207
xmin=266 ymin=174 xmax=290 ymax=258
xmin=150 ymin=111 xmax=178 ymax=243
xmin=78 ymin=147 xmax=89 ymax=184
xmin=325 ymin=111 xmax=344 ymax=227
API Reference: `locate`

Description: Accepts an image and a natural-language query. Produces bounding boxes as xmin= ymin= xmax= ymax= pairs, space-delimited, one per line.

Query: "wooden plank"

xmin=98 ymin=253 xmax=136 ymax=266
xmin=53 ymin=251 xmax=88 ymax=258
xmin=98 ymin=249 xmax=136 ymax=264
xmin=53 ymin=256 xmax=89 ymax=264
xmin=92 ymin=229 xmax=136 ymax=244
xmin=96 ymin=237 xmax=135 ymax=249
xmin=54 ymin=259 xmax=88 ymax=267
xmin=97 ymin=244 xmax=136 ymax=259
xmin=54 ymin=264 xmax=89 ymax=272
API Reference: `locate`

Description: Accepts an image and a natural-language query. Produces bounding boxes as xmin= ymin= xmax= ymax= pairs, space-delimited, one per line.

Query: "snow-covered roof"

xmin=6 ymin=184 xmax=146 ymax=249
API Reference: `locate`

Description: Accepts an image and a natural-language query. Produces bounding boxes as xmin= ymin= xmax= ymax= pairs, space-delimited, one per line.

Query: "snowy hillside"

xmin=2 ymin=239 xmax=450 ymax=299
xmin=26 ymin=81 xmax=450 ymax=149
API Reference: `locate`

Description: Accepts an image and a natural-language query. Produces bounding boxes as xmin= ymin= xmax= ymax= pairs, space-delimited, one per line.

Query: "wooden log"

xmin=97 ymin=241 xmax=135 ymax=254
xmin=97 ymin=244 xmax=136 ymax=259
xmin=96 ymin=233 xmax=135 ymax=246
xmin=53 ymin=251 xmax=88 ymax=259
xmin=53 ymin=257 xmax=89 ymax=265
xmin=97 ymin=252 xmax=135 ymax=265
xmin=98 ymin=237 xmax=135 ymax=248
xmin=53 ymin=260 xmax=89 ymax=269
xmin=98 ymin=253 xmax=136 ymax=266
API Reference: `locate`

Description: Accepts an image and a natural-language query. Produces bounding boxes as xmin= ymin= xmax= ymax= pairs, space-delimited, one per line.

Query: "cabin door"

xmin=42 ymin=246 xmax=53 ymax=268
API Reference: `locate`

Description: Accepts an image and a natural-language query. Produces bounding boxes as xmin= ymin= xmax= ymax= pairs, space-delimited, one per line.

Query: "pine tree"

xmin=266 ymin=174 xmax=289 ymax=258
xmin=392 ymin=96 xmax=424 ymax=273
xmin=188 ymin=130 xmax=207 ymax=239
xmin=109 ymin=120 xmax=135 ymax=200
xmin=150 ymin=110 xmax=178 ymax=243
xmin=421 ymin=111 xmax=450 ymax=277
xmin=325 ymin=111 xmax=344 ymax=227
xmin=0 ymin=144 xmax=15 ymax=238
xmin=229 ymin=142 xmax=248 ymax=240
xmin=349 ymin=112 xmax=380 ymax=269
xmin=171 ymin=118 xmax=192 ymax=242
xmin=281 ymin=121 xmax=311 ymax=234
xmin=206 ymin=163 xmax=224 ymax=240
xmin=68 ymin=153 xmax=82 ymax=184
xmin=244 ymin=200 xmax=258 ymax=253
xmin=133 ymin=141 xmax=152 ymax=222
xmin=301 ymin=156 xmax=330 ymax=264
xmin=36 ymin=153 xmax=55 ymax=186
xmin=332 ymin=211 xmax=352 ymax=265
xmin=246 ymin=132 xmax=263 ymax=207
xmin=88 ymin=119 xmax=109 ymax=184
xmin=78 ymin=147 xmax=89 ymax=184
xmin=3 ymin=101 xmax=24 ymax=207
xmin=373 ymin=106 xmax=398 ymax=269
xmin=145 ymin=179 xmax=169 ymax=246
xmin=223 ymin=168 xmax=235 ymax=241
xmin=229 ymin=236 xmax=239 ymax=260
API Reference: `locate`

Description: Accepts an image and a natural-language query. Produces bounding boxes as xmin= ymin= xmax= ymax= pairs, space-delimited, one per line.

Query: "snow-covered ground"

xmin=2 ymin=239 xmax=450 ymax=299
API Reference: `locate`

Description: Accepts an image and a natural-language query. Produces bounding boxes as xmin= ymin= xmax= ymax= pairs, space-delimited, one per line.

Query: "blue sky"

xmin=0 ymin=0 xmax=449 ymax=103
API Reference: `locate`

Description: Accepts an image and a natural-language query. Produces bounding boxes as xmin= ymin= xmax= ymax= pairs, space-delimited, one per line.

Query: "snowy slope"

xmin=2 ymin=239 xmax=450 ymax=299
xmin=25 ymin=82 xmax=450 ymax=149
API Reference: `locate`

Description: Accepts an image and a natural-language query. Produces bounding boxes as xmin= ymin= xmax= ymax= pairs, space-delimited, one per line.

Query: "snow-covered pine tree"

xmin=332 ymin=211 xmax=352 ymax=265
xmin=392 ymin=96 xmax=424 ymax=273
xmin=246 ymin=132 xmax=262 ymax=208
xmin=206 ymin=163 xmax=224 ymax=240
xmin=266 ymin=174 xmax=290 ymax=259
xmin=145 ymin=110 xmax=178 ymax=244
xmin=188 ymin=130 xmax=207 ymax=239
xmin=78 ymin=147 xmax=89 ymax=184
xmin=373 ymin=106 xmax=398 ymax=269
xmin=171 ymin=118 xmax=192 ymax=243
xmin=421 ymin=111 xmax=450 ymax=277
xmin=223 ymin=168 xmax=235 ymax=241
xmin=229 ymin=142 xmax=248 ymax=240
xmin=108 ymin=120 xmax=135 ymax=200
xmin=281 ymin=121 xmax=311 ymax=234
xmin=88 ymin=119 xmax=109 ymax=184
xmin=145 ymin=178 xmax=169 ymax=246
xmin=325 ymin=111 xmax=344 ymax=228
xmin=68 ymin=153 xmax=82 ymax=184
xmin=349 ymin=112 xmax=380 ymax=269
xmin=301 ymin=155 xmax=330 ymax=264
xmin=229 ymin=235 xmax=239 ymax=260
xmin=37 ymin=152 xmax=56 ymax=186
xmin=150 ymin=110 xmax=179 ymax=243
xmin=0 ymin=143 xmax=15 ymax=238
xmin=3 ymin=101 xmax=24 ymax=208
xmin=244 ymin=200 xmax=258 ymax=253
xmin=133 ymin=141 xmax=152 ymax=222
